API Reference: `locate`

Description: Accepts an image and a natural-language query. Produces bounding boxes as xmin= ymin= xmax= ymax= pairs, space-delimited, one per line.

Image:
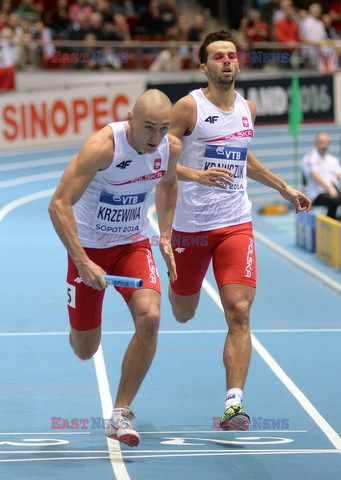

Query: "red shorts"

xmin=171 ymin=222 xmax=256 ymax=295
xmin=66 ymin=240 xmax=160 ymax=331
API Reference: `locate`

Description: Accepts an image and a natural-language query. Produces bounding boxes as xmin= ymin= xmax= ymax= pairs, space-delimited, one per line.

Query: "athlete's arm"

xmin=48 ymin=126 xmax=114 ymax=290
xmin=246 ymin=100 xmax=312 ymax=212
xmin=155 ymin=134 xmax=182 ymax=283
xmin=169 ymin=95 xmax=233 ymax=188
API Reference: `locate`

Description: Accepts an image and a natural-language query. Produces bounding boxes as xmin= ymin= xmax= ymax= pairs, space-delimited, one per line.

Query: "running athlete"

xmin=168 ymin=31 xmax=311 ymax=430
xmin=49 ymin=89 xmax=181 ymax=447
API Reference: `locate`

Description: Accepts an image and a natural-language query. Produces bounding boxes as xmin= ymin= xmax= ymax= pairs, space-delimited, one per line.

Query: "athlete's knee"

xmin=173 ymin=308 xmax=195 ymax=323
xmin=135 ymin=310 xmax=160 ymax=338
xmin=69 ymin=332 xmax=100 ymax=360
xmin=226 ymin=299 xmax=251 ymax=328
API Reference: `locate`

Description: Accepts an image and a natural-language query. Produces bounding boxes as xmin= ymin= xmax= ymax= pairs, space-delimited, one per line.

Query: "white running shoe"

xmin=105 ymin=405 xmax=140 ymax=447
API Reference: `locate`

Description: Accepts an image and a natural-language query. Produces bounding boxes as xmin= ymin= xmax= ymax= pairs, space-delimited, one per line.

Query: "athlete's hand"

xmin=77 ymin=260 xmax=107 ymax=290
xmin=280 ymin=186 xmax=312 ymax=213
xmin=159 ymin=236 xmax=177 ymax=283
xmin=197 ymin=167 xmax=234 ymax=189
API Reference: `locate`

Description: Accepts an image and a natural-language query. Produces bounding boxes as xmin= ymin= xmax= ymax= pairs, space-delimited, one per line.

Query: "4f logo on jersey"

xmin=116 ymin=160 xmax=132 ymax=169
xmin=205 ymin=116 xmax=219 ymax=124
xmin=242 ymin=117 xmax=249 ymax=127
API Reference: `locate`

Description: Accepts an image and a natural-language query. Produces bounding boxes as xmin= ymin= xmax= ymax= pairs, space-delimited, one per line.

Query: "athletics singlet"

xmin=73 ymin=121 xmax=169 ymax=248
xmin=173 ymin=89 xmax=254 ymax=232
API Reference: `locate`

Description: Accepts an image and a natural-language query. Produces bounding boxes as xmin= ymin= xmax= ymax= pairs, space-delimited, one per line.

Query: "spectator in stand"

xmin=50 ymin=0 xmax=71 ymax=38
xmin=87 ymin=11 xmax=107 ymax=40
xmin=66 ymin=11 xmax=89 ymax=68
xmin=322 ymin=12 xmax=339 ymax=39
xmin=160 ymin=0 xmax=177 ymax=30
xmin=118 ymin=0 xmax=136 ymax=16
xmin=15 ymin=0 xmax=41 ymax=23
xmin=274 ymin=1 xmax=300 ymax=60
xmin=236 ymin=9 xmax=269 ymax=69
xmin=299 ymin=3 xmax=338 ymax=72
xmin=94 ymin=0 xmax=116 ymax=24
xmin=176 ymin=14 xmax=189 ymax=41
xmin=273 ymin=0 xmax=300 ymax=24
xmin=135 ymin=0 xmax=166 ymax=37
xmin=188 ymin=14 xmax=205 ymax=42
xmin=109 ymin=13 xmax=131 ymax=41
xmin=149 ymin=28 xmax=181 ymax=72
xmin=260 ymin=0 xmax=280 ymax=28
xmin=69 ymin=0 xmax=93 ymax=24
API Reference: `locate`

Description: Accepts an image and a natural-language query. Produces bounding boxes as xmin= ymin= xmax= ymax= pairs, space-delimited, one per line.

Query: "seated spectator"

xmin=118 ymin=0 xmax=136 ymax=16
xmin=188 ymin=14 xmax=205 ymax=42
xmin=69 ymin=0 xmax=93 ymax=24
xmin=302 ymin=132 xmax=341 ymax=220
xmin=50 ymin=0 xmax=71 ymax=38
xmin=149 ymin=29 xmax=181 ymax=71
xmin=160 ymin=0 xmax=177 ymax=30
xmin=260 ymin=0 xmax=280 ymax=28
xmin=274 ymin=1 xmax=300 ymax=48
xmin=15 ymin=0 xmax=41 ymax=23
xmin=273 ymin=0 xmax=300 ymax=24
xmin=176 ymin=14 xmax=189 ymax=41
xmin=134 ymin=0 xmax=166 ymax=37
xmin=108 ymin=13 xmax=131 ymax=41
xmin=322 ymin=12 xmax=339 ymax=39
xmin=94 ymin=0 xmax=116 ymax=24
xmin=87 ymin=11 xmax=107 ymax=40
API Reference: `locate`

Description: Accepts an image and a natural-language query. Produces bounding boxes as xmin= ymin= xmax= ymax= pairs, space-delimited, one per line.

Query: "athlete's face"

xmin=129 ymin=106 xmax=170 ymax=154
xmin=201 ymin=41 xmax=240 ymax=88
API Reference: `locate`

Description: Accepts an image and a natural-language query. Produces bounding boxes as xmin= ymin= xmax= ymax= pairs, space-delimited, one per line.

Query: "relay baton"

xmin=104 ymin=275 xmax=143 ymax=289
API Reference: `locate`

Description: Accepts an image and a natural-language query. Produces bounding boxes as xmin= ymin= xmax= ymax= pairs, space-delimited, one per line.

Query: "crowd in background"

xmin=0 ymin=0 xmax=340 ymax=72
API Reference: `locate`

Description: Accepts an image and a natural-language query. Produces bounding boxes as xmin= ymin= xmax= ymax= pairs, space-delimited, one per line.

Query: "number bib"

xmin=94 ymin=191 xmax=146 ymax=234
xmin=204 ymin=145 xmax=247 ymax=192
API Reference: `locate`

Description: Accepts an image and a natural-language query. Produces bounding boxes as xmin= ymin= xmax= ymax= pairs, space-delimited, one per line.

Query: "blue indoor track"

xmin=0 ymin=125 xmax=340 ymax=479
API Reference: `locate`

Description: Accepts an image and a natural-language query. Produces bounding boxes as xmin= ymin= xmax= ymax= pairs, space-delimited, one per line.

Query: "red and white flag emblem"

xmin=242 ymin=117 xmax=249 ymax=127
xmin=154 ymin=158 xmax=161 ymax=170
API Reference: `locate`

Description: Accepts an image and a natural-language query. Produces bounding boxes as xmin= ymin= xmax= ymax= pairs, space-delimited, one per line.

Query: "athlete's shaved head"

xmin=127 ymin=89 xmax=172 ymax=154
xmin=131 ymin=89 xmax=171 ymax=119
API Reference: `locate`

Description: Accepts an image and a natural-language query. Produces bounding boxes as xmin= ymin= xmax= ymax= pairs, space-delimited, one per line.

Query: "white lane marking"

xmin=148 ymin=205 xmax=341 ymax=452
xmin=0 ymin=188 xmax=55 ymax=222
xmin=0 ymin=171 xmax=63 ymax=189
xmin=254 ymin=230 xmax=341 ymax=294
xmin=94 ymin=345 xmax=130 ymax=480
xmin=0 ymin=157 xmax=69 ymax=172
xmin=0 ymin=329 xmax=340 ymax=337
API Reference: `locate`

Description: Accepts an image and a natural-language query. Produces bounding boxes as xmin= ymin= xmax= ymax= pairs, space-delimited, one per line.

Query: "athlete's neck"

xmin=203 ymin=85 xmax=235 ymax=112
xmin=125 ymin=124 xmax=144 ymax=154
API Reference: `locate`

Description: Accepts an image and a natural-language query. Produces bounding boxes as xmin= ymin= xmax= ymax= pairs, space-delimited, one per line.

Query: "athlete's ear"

xmin=199 ymin=63 xmax=206 ymax=74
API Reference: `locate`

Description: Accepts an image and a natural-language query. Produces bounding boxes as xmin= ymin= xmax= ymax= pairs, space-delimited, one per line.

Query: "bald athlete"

xmin=49 ymin=89 xmax=182 ymax=447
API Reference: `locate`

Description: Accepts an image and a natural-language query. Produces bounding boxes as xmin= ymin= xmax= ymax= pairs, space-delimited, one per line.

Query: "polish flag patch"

xmin=242 ymin=117 xmax=249 ymax=127
xmin=154 ymin=158 xmax=161 ymax=170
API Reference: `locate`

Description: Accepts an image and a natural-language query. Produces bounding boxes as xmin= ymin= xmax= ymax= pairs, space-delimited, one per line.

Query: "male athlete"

xmin=49 ymin=89 xmax=181 ymax=447
xmin=168 ymin=31 xmax=311 ymax=430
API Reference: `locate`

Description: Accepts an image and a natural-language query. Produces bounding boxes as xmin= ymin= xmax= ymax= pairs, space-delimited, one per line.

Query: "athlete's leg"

xmin=169 ymin=229 xmax=212 ymax=323
xmin=67 ymin=250 xmax=107 ymax=360
xmin=219 ymin=284 xmax=255 ymax=390
xmin=114 ymin=289 xmax=160 ymax=407
xmin=212 ymin=223 xmax=256 ymax=391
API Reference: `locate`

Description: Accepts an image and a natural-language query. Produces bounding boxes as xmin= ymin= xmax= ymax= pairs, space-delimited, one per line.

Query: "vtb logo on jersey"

xmin=116 ymin=160 xmax=132 ymax=169
xmin=242 ymin=117 xmax=249 ymax=127
xmin=154 ymin=158 xmax=161 ymax=170
xmin=205 ymin=116 xmax=219 ymax=124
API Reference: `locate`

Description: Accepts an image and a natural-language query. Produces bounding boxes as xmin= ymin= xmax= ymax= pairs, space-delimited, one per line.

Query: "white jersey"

xmin=302 ymin=147 xmax=341 ymax=201
xmin=73 ymin=121 xmax=169 ymax=248
xmin=173 ymin=89 xmax=253 ymax=232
